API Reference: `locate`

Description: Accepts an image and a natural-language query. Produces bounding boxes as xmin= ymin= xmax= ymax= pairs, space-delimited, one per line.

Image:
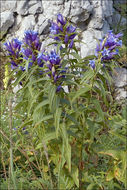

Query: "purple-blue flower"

xmin=37 ymin=52 xmax=48 ymax=67
xmin=45 ymin=50 xmax=67 ymax=86
xmin=24 ymin=30 xmax=41 ymax=51
xmin=4 ymin=38 xmax=23 ymax=70
xmin=69 ymin=40 xmax=74 ymax=49
xmin=48 ymin=50 xmax=61 ymax=66
xmin=4 ymin=38 xmax=22 ymax=57
xmin=95 ymin=30 xmax=123 ymax=61
xmin=89 ymin=60 xmax=95 ymax=69
xmin=49 ymin=13 xmax=77 ymax=49
xmin=50 ymin=22 xmax=59 ymax=35
xmin=64 ymin=34 xmax=69 ymax=44
xmin=57 ymin=13 xmax=66 ymax=25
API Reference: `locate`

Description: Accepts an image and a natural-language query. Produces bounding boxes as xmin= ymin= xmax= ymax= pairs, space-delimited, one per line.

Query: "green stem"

xmin=9 ymin=94 xmax=17 ymax=190
xmin=79 ymin=135 xmax=83 ymax=190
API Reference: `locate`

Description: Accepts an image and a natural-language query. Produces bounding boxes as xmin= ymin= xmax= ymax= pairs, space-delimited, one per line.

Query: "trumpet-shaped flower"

xmin=24 ymin=30 xmax=41 ymax=51
xmin=49 ymin=13 xmax=77 ymax=49
xmin=95 ymin=30 xmax=123 ymax=61
xmin=89 ymin=60 xmax=95 ymax=69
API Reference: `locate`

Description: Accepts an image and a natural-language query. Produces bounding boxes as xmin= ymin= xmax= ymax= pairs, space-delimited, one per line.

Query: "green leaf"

xmin=12 ymin=72 xmax=26 ymax=87
xmin=28 ymin=90 xmax=44 ymax=116
xmin=62 ymin=123 xmax=71 ymax=172
xmin=33 ymin=99 xmax=49 ymax=114
xmin=19 ymin=119 xmax=33 ymax=129
xmin=71 ymin=166 xmax=79 ymax=188
xmin=43 ymin=132 xmax=57 ymax=143
xmin=87 ymin=183 xmax=95 ymax=190
xmin=92 ymin=98 xmax=104 ymax=121
xmin=48 ymin=85 xmax=56 ymax=110
xmin=70 ymin=52 xmax=82 ymax=62
xmin=109 ymin=131 xmax=126 ymax=143
xmin=25 ymin=60 xmax=29 ymax=72
xmin=54 ymin=107 xmax=62 ymax=138
xmin=36 ymin=132 xmax=57 ymax=149
xmin=80 ymin=69 xmax=94 ymax=84
xmin=98 ymin=150 xmax=126 ymax=161
xmin=71 ymin=84 xmax=91 ymax=103
xmin=106 ymin=170 xmax=114 ymax=181
xmin=35 ymin=114 xmax=53 ymax=125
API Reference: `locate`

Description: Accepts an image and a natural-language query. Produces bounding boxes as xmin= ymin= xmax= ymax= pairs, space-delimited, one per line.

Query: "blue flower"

xmin=48 ymin=50 xmax=61 ymax=65
xmin=4 ymin=38 xmax=22 ymax=57
xmin=95 ymin=31 xmax=123 ymax=61
xmin=57 ymin=13 xmax=66 ymax=25
xmin=89 ymin=60 xmax=95 ymax=69
xmin=50 ymin=22 xmax=59 ymax=35
xmin=69 ymin=40 xmax=74 ymax=49
xmin=49 ymin=13 xmax=77 ymax=49
xmin=37 ymin=52 xmax=48 ymax=67
xmin=45 ymin=50 xmax=67 ymax=86
xmin=64 ymin=34 xmax=69 ymax=44
xmin=4 ymin=38 xmax=23 ymax=70
xmin=24 ymin=30 xmax=41 ymax=51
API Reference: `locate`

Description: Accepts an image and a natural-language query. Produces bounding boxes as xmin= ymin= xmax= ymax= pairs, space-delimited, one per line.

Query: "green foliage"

xmin=1 ymin=26 xmax=126 ymax=190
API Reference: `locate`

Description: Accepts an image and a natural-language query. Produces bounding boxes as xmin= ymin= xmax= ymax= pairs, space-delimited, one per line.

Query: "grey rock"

xmin=113 ymin=0 xmax=126 ymax=5
xmin=112 ymin=68 xmax=127 ymax=101
xmin=112 ymin=9 xmax=126 ymax=26
xmin=28 ymin=1 xmax=43 ymax=15
xmin=80 ymin=29 xmax=103 ymax=58
xmin=42 ymin=1 xmax=63 ymax=19
xmin=113 ymin=68 xmax=127 ymax=88
xmin=39 ymin=20 xmax=50 ymax=35
xmin=70 ymin=0 xmax=93 ymax=24
xmin=63 ymin=1 xmax=71 ymax=17
xmin=88 ymin=6 xmax=104 ymax=29
xmin=15 ymin=15 xmax=36 ymax=39
xmin=17 ymin=0 xmax=43 ymax=16
xmin=115 ymin=88 xmax=126 ymax=100
xmin=0 ymin=11 xmax=14 ymax=39
xmin=16 ymin=1 xmax=29 ymax=16
xmin=102 ymin=0 xmax=113 ymax=18
xmin=0 ymin=0 xmax=17 ymax=12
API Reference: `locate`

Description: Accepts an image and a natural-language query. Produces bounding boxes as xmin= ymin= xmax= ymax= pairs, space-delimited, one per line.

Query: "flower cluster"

xmin=23 ymin=30 xmax=41 ymax=51
xmin=47 ymin=51 xmax=63 ymax=81
xmin=50 ymin=13 xmax=77 ymax=49
xmin=4 ymin=39 xmax=22 ymax=70
xmin=95 ymin=30 xmax=122 ymax=61
xmin=21 ymin=30 xmax=42 ymax=69
xmin=4 ymin=30 xmax=42 ymax=71
xmin=89 ymin=30 xmax=123 ymax=69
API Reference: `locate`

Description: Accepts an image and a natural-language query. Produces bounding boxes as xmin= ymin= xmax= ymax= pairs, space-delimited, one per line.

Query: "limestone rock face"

xmin=0 ymin=11 xmax=15 ymax=39
xmin=113 ymin=68 xmax=127 ymax=100
xmin=0 ymin=0 xmax=126 ymax=99
xmin=16 ymin=0 xmax=43 ymax=16
xmin=69 ymin=0 xmax=93 ymax=24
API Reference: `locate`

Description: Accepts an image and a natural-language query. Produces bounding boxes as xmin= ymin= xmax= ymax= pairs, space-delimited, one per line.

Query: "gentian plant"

xmin=3 ymin=13 xmax=126 ymax=190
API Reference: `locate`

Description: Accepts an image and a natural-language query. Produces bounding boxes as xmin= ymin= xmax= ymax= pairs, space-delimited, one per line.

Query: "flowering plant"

xmin=3 ymin=13 xmax=126 ymax=190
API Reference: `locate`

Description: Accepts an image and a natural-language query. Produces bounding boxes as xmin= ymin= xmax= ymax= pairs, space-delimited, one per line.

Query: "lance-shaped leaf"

xmin=71 ymin=84 xmax=91 ymax=103
xmin=54 ymin=107 xmax=62 ymax=138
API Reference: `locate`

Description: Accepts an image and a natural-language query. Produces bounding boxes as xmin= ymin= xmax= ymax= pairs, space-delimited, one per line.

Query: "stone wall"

xmin=0 ymin=0 xmax=126 ymax=100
